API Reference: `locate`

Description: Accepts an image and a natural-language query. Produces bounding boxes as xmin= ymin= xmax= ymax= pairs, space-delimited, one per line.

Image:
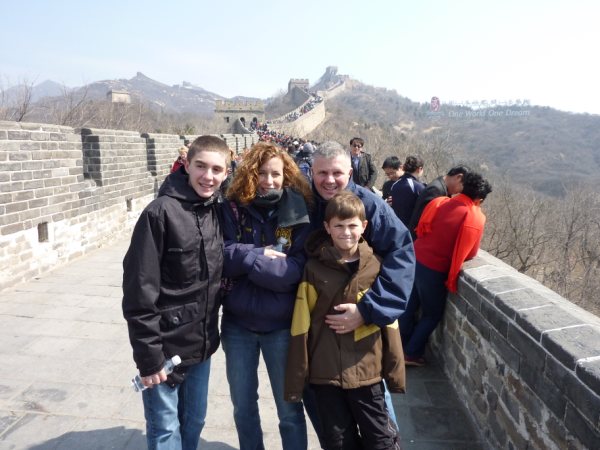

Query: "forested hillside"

xmin=311 ymin=83 xmax=600 ymax=197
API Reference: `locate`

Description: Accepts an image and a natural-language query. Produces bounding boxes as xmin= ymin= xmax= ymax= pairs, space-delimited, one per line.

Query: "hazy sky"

xmin=2 ymin=0 xmax=598 ymax=114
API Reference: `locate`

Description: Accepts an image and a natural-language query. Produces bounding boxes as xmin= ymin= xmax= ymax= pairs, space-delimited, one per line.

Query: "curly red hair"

xmin=226 ymin=141 xmax=312 ymax=206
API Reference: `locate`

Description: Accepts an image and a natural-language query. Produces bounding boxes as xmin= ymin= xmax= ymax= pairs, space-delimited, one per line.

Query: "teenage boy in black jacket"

xmin=122 ymin=135 xmax=230 ymax=450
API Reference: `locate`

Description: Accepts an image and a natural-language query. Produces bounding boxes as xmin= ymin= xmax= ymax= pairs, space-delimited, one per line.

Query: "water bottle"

xmin=273 ymin=237 xmax=288 ymax=253
xmin=131 ymin=355 xmax=182 ymax=392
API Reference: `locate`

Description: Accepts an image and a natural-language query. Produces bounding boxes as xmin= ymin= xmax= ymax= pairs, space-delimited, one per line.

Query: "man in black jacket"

xmin=122 ymin=135 xmax=230 ymax=450
xmin=349 ymin=137 xmax=378 ymax=190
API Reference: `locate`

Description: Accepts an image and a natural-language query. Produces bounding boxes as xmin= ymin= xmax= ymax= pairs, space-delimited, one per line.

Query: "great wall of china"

xmin=0 ymin=74 xmax=599 ymax=448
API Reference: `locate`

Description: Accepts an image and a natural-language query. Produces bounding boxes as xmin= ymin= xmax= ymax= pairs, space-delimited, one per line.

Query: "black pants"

xmin=311 ymin=382 xmax=401 ymax=450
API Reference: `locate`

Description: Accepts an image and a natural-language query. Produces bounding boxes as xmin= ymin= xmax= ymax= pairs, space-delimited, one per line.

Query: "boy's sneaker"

xmin=404 ymin=356 xmax=427 ymax=367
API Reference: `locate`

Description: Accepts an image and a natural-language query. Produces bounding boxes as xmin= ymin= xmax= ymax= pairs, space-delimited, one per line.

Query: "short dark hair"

xmin=403 ymin=155 xmax=424 ymax=173
xmin=446 ymin=165 xmax=471 ymax=177
xmin=350 ymin=137 xmax=364 ymax=147
xmin=187 ymin=136 xmax=231 ymax=164
xmin=461 ymin=172 xmax=492 ymax=201
xmin=382 ymin=156 xmax=402 ymax=170
xmin=324 ymin=191 xmax=366 ymax=223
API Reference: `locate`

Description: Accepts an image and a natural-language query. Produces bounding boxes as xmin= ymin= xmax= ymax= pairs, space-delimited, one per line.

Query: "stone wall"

xmin=267 ymin=81 xmax=346 ymax=138
xmin=0 ymin=120 xmax=253 ymax=290
xmin=430 ymin=250 xmax=600 ymax=449
xmin=320 ymin=81 xmax=346 ymax=100
xmin=268 ymin=101 xmax=326 ymax=137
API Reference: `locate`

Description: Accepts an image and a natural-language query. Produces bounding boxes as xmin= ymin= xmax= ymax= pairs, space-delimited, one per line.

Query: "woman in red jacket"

xmin=400 ymin=172 xmax=492 ymax=366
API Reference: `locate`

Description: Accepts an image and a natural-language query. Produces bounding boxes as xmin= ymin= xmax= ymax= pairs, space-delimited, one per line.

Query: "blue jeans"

xmin=142 ymin=358 xmax=211 ymax=450
xmin=221 ymin=319 xmax=307 ymax=450
xmin=400 ymin=262 xmax=448 ymax=358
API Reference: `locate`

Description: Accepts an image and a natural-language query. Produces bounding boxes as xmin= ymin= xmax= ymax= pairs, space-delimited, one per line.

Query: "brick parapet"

xmin=430 ymin=250 xmax=600 ymax=449
xmin=0 ymin=121 xmax=252 ymax=290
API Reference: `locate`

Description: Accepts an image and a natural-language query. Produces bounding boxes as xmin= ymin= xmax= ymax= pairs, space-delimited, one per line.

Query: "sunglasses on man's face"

xmin=352 ymin=144 xmax=362 ymax=148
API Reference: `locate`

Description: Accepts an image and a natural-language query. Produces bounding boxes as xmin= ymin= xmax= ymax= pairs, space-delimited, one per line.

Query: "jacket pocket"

xmin=159 ymin=302 xmax=201 ymax=331
xmin=161 ymin=245 xmax=198 ymax=286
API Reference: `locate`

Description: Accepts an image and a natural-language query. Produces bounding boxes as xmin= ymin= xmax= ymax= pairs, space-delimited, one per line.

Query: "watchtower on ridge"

xmin=288 ymin=78 xmax=309 ymax=93
xmin=214 ymin=100 xmax=265 ymax=127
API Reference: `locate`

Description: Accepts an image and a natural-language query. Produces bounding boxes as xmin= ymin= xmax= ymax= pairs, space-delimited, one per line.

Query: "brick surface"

xmin=545 ymin=356 xmax=600 ymax=426
xmin=542 ymin=325 xmax=600 ymax=370
xmin=459 ymin=280 xmax=482 ymax=311
xmin=576 ymin=358 xmax=600 ymax=397
xmin=517 ymin=305 xmax=584 ymax=341
xmin=481 ymin=299 xmax=509 ymax=336
xmin=490 ymin=328 xmax=520 ymax=372
xmin=478 ymin=275 xmax=527 ymax=299
xmin=508 ymin=323 xmax=548 ymax=386
xmin=466 ymin=305 xmax=490 ymax=340
xmin=564 ymin=403 xmax=600 ymax=450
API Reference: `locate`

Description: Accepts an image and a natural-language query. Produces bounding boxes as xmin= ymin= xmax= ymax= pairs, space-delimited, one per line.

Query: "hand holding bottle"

xmin=132 ymin=355 xmax=182 ymax=392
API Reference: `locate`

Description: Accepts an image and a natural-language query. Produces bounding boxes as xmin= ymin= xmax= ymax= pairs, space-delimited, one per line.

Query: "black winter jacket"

xmin=122 ymin=168 xmax=224 ymax=377
xmin=351 ymin=152 xmax=378 ymax=189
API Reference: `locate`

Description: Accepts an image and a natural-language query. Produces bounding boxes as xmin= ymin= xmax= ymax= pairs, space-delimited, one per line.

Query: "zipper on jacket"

xmin=195 ymin=206 xmax=211 ymax=360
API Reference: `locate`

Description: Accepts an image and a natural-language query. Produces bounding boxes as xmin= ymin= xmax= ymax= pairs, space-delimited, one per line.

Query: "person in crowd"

xmin=171 ymin=146 xmax=188 ymax=173
xmin=349 ymin=137 xmax=378 ymax=190
xmin=287 ymin=144 xmax=298 ymax=158
xmin=305 ymin=141 xmax=415 ymax=442
xmin=295 ymin=142 xmax=315 ymax=183
xmin=381 ymin=156 xmax=404 ymax=204
xmin=229 ymin=149 xmax=238 ymax=174
xmin=286 ymin=191 xmax=404 ymax=449
xmin=400 ymin=172 xmax=492 ymax=366
xmin=408 ymin=165 xmax=471 ymax=238
xmin=219 ymin=149 xmax=239 ymax=194
xmin=122 ymin=136 xmax=230 ymax=450
xmin=220 ymin=141 xmax=312 ymax=450
xmin=390 ymin=155 xmax=425 ymax=227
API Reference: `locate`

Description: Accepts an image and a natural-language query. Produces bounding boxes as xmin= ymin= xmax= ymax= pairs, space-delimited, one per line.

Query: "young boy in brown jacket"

xmin=285 ymin=191 xmax=404 ymax=449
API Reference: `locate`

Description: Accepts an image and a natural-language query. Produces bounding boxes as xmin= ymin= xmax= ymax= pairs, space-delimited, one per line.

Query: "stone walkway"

xmin=0 ymin=240 xmax=484 ymax=449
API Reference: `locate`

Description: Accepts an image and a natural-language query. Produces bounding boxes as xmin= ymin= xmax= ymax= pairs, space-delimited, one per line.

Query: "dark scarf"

xmin=253 ymin=189 xmax=284 ymax=208
xmin=251 ymin=188 xmax=309 ymax=228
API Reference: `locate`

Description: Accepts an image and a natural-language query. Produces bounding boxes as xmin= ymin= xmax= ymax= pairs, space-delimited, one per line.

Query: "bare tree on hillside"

xmin=483 ymin=179 xmax=554 ymax=274
xmin=0 ymin=76 xmax=35 ymax=122
xmin=55 ymin=84 xmax=94 ymax=127
xmin=542 ymin=187 xmax=600 ymax=310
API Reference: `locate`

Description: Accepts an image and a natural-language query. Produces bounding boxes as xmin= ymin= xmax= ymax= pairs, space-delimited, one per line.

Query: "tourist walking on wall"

xmin=122 ymin=136 xmax=231 ymax=450
xmin=390 ymin=155 xmax=425 ymax=228
xmin=400 ymin=172 xmax=492 ymax=366
xmin=349 ymin=137 xmax=378 ymax=190
xmin=220 ymin=141 xmax=312 ymax=450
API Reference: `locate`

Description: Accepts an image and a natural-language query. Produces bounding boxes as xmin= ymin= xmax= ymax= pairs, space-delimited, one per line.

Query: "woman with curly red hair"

xmin=220 ymin=141 xmax=312 ymax=449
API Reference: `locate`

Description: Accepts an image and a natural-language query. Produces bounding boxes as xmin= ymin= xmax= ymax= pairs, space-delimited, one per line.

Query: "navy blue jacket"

xmin=221 ymin=188 xmax=311 ymax=332
xmin=310 ymin=180 xmax=415 ymax=326
xmin=390 ymin=173 xmax=425 ymax=228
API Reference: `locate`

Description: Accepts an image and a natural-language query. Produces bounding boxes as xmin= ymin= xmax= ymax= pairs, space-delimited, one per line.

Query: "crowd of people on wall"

xmin=129 ymin=134 xmax=492 ymax=449
xmin=269 ymin=93 xmax=324 ymax=124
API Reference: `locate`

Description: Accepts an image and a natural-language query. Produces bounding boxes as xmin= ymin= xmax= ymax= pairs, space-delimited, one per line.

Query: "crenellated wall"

xmin=0 ymin=120 xmax=256 ymax=289
xmin=430 ymin=250 xmax=600 ymax=449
